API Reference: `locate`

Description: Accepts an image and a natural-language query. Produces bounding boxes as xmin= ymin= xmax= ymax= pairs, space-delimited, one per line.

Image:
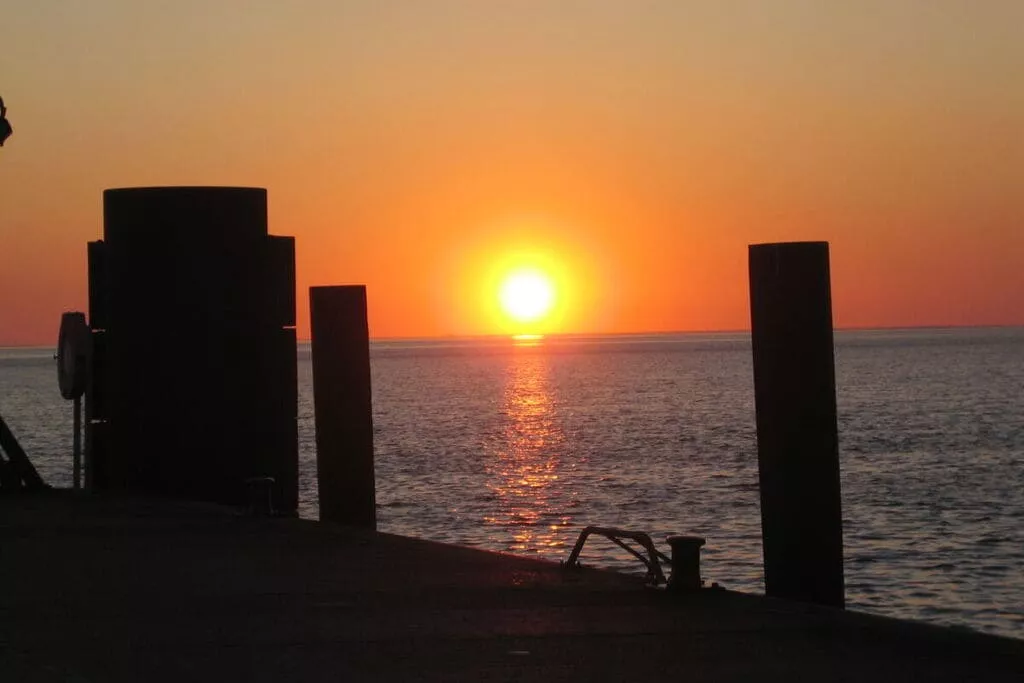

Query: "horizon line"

xmin=3 ymin=323 xmax=1022 ymax=351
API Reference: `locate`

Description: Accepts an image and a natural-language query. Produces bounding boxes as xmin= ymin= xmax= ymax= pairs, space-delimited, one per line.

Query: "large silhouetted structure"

xmin=87 ymin=187 xmax=298 ymax=512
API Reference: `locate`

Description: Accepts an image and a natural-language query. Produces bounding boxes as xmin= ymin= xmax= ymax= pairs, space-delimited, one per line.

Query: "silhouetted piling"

xmin=748 ymin=241 xmax=844 ymax=608
xmin=309 ymin=285 xmax=376 ymax=528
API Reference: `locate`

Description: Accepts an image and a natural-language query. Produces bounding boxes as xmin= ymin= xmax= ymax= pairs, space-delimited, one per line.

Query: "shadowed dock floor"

xmin=3 ymin=492 xmax=1023 ymax=682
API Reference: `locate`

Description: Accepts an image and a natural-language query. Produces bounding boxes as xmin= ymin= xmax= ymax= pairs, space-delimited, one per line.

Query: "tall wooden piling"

xmin=748 ymin=241 xmax=844 ymax=608
xmin=309 ymin=285 xmax=376 ymax=529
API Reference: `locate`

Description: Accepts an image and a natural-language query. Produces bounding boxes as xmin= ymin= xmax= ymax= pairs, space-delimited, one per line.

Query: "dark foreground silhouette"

xmin=4 ymin=493 xmax=1024 ymax=682
xmin=0 ymin=96 xmax=12 ymax=146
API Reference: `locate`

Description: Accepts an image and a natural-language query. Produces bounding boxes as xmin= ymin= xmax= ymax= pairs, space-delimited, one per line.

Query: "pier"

xmin=4 ymin=492 xmax=1024 ymax=681
xmin=4 ymin=191 xmax=1022 ymax=680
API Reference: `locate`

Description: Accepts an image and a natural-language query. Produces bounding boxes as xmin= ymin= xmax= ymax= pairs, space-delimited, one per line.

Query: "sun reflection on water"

xmin=511 ymin=333 xmax=543 ymax=347
xmin=483 ymin=346 xmax=574 ymax=557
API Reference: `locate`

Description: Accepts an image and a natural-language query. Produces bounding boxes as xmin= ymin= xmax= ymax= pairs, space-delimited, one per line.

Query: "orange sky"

xmin=1 ymin=2 xmax=1022 ymax=345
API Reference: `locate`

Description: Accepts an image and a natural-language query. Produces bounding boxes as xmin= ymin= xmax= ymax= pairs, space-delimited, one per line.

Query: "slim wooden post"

xmin=310 ymin=285 xmax=376 ymax=528
xmin=749 ymin=241 xmax=844 ymax=608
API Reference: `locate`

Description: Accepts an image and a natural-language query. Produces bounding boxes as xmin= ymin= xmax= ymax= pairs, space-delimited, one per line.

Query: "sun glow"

xmin=460 ymin=221 xmax=597 ymax=337
xmin=498 ymin=270 xmax=555 ymax=324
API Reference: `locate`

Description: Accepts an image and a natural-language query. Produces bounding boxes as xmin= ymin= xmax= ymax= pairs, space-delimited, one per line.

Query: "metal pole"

xmin=73 ymin=397 xmax=82 ymax=489
xmin=748 ymin=241 xmax=844 ymax=608
xmin=309 ymin=285 xmax=376 ymax=529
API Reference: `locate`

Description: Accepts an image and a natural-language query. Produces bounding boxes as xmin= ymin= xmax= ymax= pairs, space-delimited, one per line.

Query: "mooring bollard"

xmin=245 ymin=476 xmax=276 ymax=516
xmin=666 ymin=535 xmax=706 ymax=591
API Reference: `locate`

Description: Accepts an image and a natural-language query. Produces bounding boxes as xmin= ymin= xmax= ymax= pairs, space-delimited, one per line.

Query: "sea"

xmin=2 ymin=327 xmax=1022 ymax=640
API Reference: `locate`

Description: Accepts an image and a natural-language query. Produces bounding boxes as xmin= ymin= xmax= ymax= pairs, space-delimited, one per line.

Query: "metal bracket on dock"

xmin=563 ymin=526 xmax=708 ymax=591
xmin=0 ymin=413 xmax=47 ymax=492
xmin=563 ymin=526 xmax=673 ymax=585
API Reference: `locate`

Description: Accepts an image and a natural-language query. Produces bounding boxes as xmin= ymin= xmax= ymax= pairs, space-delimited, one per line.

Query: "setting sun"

xmin=498 ymin=269 xmax=555 ymax=324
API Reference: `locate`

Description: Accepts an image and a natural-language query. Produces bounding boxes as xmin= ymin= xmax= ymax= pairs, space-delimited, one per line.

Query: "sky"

xmin=1 ymin=1 xmax=1021 ymax=345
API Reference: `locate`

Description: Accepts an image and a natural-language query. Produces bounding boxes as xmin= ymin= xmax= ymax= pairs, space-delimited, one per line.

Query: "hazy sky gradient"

xmin=2 ymin=1 xmax=1021 ymax=344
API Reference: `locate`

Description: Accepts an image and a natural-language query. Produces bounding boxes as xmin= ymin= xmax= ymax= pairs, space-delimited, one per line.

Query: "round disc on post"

xmin=57 ymin=312 xmax=91 ymax=400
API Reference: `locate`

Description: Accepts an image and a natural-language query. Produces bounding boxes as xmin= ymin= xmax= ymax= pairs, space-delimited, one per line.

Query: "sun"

xmin=498 ymin=269 xmax=555 ymax=324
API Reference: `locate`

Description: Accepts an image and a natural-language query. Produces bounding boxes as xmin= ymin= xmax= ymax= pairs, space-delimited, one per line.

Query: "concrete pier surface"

xmin=3 ymin=492 xmax=1023 ymax=682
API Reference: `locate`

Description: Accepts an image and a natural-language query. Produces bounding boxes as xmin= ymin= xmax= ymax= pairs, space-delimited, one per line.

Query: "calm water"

xmin=2 ymin=328 xmax=1023 ymax=639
